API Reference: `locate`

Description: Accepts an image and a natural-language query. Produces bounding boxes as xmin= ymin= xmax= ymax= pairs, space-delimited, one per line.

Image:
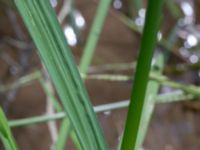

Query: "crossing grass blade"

xmin=79 ymin=0 xmax=112 ymax=75
xmin=39 ymin=69 xmax=81 ymax=149
xmin=120 ymin=0 xmax=164 ymax=150
xmin=14 ymin=0 xmax=108 ymax=149
xmin=0 ymin=107 xmax=18 ymax=150
xmin=55 ymin=119 xmax=81 ymax=150
xmin=166 ymin=1 xmax=182 ymax=19
xmin=55 ymin=119 xmax=73 ymax=150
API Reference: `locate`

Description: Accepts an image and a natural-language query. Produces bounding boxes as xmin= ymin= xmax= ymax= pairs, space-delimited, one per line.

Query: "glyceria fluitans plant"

xmin=1 ymin=0 xmax=198 ymax=149
xmin=0 ymin=108 xmax=18 ymax=150
xmin=14 ymin=0 xmax=108 ymax=150
xmin=121 ymin=0 xmax=164 ymax=150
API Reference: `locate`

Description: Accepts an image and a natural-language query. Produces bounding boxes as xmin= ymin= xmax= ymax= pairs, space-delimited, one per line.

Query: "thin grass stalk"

xmin=118 ymin=14 xmax=142 ymax=33
xmin=161 ymin=22 xmax=179 ymax=62
xmin=55 ymin=119 xmax=81 ymax=149
xmin=156 ymin=91 xmax=194 ymax=103
xmin=79 ymin=0 xmax=112 ymax=75
xmin=117 ymin=13 xmax=180 ymax=56
xmin=0 ymin=71 xmax=41 ymax=93
xmin=39 ymin=77 xmax=62 ymax=112
xmin=166 ymin=1 xmax=182 ymax=19
xmin=40 ymin=70 xmax=81 ymax=149
xmin=8 ymin=91 xmax=195 ymax=128
xmin=128 ymin=0 xmax=143 ymax=18
xmin=120 ymin=0 xmax=164 ymax=150
xmin=88 ymin=62 xmax=136 ymax=73
xmin=0 ymin=108 xmax=18 ymax=150
xmin=89 ymin=19 xmax=177 ymax=74
xmin=55 ymin=119 xmax=81 ymax=150
xmin=0 ymin=68 xmax=80 ymax=148
xmin=55 ymin=119 xmax=72 ymax=150
xmin=86 ymin=73 xmax=200 ymax=97
xmin=55 ymin=118 xmax=82 ymax=150
xmin=15 ymin=0 xmax=108 ymax=149
xmin=39 ymin=73 xmax=81 ymax=150
xmin=2 ymin=68 xmax=199 ymax=99
xmin=2 ymin=69 xmax=199 ymax=100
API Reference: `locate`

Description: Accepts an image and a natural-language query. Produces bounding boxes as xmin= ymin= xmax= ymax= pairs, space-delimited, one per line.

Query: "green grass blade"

xmin=120 ymin=0 xmax=164 ymax=150
xmin=0 ymin=107 xmax=18 ymax=150
xmin=55 ymin=119 xmax=71 ymax=150
xmin=55 ymin=119 xmax=81 ymax=150
xmin=14 ymin=0 xmax=108 ymax=149
xmin=79 ymin=0 xmax=112 ymax=75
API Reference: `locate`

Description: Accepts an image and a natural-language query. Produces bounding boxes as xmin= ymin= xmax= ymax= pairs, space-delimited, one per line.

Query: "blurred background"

xmin=0 ymin=0 xmax=200 ymax=149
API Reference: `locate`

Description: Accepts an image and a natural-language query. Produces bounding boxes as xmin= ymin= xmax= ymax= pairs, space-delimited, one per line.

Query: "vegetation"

xmin=0 ymin=0 xmax=199 ymax=150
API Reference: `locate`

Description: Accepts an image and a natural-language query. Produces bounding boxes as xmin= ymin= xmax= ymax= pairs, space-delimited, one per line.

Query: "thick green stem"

xmin=121 ymin=1 xmax=164 ymax=150
xmin=135 ymin=54 xmax=164 ymax=149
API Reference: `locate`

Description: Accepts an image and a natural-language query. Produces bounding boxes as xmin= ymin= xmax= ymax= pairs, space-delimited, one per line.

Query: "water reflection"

xmin=50 ymin=0 xmax=58 ymax=8
xmin=113 ymin=0 xmax=122 ymax=10
xmin=64 ymin=26 xmax=77 ymax=47
xmin=135 ymin=8 xmax=146 ymax=27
